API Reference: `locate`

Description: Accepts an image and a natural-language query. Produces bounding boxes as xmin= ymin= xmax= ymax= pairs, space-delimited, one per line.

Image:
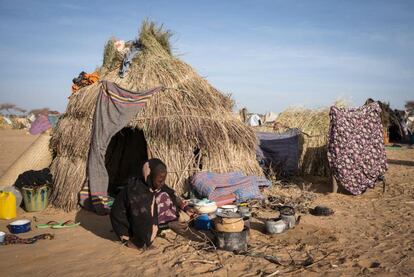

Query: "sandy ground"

xmin=0 ymin=130 xmax=39 ymax=176
xmin=0 ymin=129 xmax=413 ymax=277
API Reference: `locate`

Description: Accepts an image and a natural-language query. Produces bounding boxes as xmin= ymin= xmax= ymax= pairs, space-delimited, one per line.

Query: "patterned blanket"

xmin=191 ymin=172 xmax=271 ymax=202
xmin=327 ymin=103 xmax=388 ymax=195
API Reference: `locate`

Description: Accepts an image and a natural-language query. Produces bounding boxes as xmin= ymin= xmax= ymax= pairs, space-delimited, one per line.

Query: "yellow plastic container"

xmin=0 ymin=191 xmax=17 ymax=220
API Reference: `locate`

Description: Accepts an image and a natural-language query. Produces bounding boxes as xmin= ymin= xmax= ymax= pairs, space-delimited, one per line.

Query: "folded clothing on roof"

xmin=119 ymin=43 xmax=140 ymax=78
xmin=191 ymin=172 xmax=271 ymax=202
xmin=71 ymin=71 xmax=100 ymax=93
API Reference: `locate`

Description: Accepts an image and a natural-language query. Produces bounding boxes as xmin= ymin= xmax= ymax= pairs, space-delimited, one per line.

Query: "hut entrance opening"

xmin=105 ymin=127 xmax=148 ymax=196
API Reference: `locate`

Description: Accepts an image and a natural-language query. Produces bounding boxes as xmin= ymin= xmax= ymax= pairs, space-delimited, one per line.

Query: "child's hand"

xmin=185 ymin=206 xmax=197 ymax=217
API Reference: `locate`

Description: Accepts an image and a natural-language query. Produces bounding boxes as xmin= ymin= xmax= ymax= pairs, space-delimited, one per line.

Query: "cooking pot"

xmin=217 ymin=205 xmax=238 ymax=213
xmin=194 ymin=201 xmax=217 ymax=214
xmin=214 ymin=215 xmax=244 ymax=233
xmin=215 ymin=228 xmax=248 ymax=252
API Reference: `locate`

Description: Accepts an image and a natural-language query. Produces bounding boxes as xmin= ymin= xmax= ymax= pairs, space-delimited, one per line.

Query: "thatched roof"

xmin=365 ymin=98 xmax=406 ymax=140
xmin=274 ymin=107 xmax=330 ymax=176
xmin=49 ymin=21 xmax=262 ymax=211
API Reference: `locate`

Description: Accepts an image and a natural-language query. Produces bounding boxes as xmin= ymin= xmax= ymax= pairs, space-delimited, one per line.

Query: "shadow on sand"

xmin=388 ymin=159 xmax=414 ymax=167
xmin=75 ymin=209 xmax=118 ymax=242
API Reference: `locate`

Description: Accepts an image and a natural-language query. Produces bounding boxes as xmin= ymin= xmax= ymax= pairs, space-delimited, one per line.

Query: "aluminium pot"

xmin=215 ymin=228 xmax=248 ymax=252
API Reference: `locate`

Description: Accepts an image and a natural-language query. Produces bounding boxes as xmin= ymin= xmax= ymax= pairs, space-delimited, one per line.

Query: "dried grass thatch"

xmin=50 ymin=21 xmax=262 ymax=211
xmin=406 ymin=101 xmax=414 ymax=114
xmin=0 ymin=115 xmax=8 ymax=129
xmin=273 ymin=107 xmax=331 ymax=176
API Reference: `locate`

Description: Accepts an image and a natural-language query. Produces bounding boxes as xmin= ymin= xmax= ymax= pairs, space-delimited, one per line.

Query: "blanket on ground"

xmin=83 ymin=81 xmax=162 ymax=214
xmin=327 ymin=102 xmax=388 ymax=195
xmin=256 ymin=128 xmax=300 ymax=176
xmin=191 ymin=172 xmax=271 ymax=202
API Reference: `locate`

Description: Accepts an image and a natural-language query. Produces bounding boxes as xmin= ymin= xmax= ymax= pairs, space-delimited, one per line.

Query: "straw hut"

xmin=49 ymin=22 xmax=262 ymax=211
xmin=273 ymin=107 xmax=330 ymax=176
xmin=365 ymin=98 xmax=406 ymax=142
xmin=0 ymin=115 xmax=10 ymax=129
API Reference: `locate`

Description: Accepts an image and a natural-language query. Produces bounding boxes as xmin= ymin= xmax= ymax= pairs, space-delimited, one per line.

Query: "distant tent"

xmin=264 ymin=112 xmax=279 ymax=123
xmin=247 ymin=114 xmax=262 ymax=127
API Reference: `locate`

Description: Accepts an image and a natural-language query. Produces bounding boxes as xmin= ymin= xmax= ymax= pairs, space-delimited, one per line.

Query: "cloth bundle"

xmin=327 ymin=103 xmax=388 ymax=195
xmin=191 ymin=172 xmax=271 ymax=202
xmin=71 ymin=71 xmax=100 ymax=93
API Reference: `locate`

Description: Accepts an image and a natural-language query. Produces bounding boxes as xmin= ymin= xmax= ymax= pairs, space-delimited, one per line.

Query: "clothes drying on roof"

xmin=84 ymin=81 xmax=162 ymax=215
xmin=256 ymin=128 xmax=300 ymax=175
xmin=71 ymin=71 xmax=100 ymax=93
xmin=191 ymin=172 xmax=271 ymax=202
xmin=114 ymin=40 xmax=127 ymax=53
xmin=327 ymin=102 xmax=388 ymax=195
xmin=119 ymin=42 xmax=140 ymax=78
xmin=248 ymin=114 xmax=262 ymax=126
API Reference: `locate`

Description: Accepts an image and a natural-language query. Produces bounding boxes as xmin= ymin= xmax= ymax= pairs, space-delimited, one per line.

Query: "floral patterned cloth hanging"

xmin=327 ymin=102 xmax=388 ymax=195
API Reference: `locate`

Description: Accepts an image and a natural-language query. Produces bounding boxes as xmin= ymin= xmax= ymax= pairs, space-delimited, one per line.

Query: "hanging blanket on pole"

xmin=327 ymin=103 xmax=388 ymax=195
xmin=256 ymin=129 xmax=300 ymax=176
xmin=191 ymin=172 xmax=271 ymax=202
xmin=82 ymin=81 xmax=162 ymax=215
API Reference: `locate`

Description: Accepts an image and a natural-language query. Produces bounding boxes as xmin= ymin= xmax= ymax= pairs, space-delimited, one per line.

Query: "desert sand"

xmin=0 ymin=129 xmax=413 ymax=276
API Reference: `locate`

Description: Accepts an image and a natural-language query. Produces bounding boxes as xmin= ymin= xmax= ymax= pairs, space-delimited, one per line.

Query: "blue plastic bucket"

xmin=194 ymin=214 xmax=212 ymax=230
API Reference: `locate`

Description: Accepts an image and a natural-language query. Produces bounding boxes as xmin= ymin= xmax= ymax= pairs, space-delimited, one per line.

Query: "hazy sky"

xmin=0 ymin=0 xmax=413 ymax=113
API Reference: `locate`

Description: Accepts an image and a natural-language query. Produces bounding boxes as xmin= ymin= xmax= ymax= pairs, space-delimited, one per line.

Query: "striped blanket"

xmin=191 ymin=172 xmax=271 ymax=202
xmin=82 ymin=81 xmax=162 ymax=215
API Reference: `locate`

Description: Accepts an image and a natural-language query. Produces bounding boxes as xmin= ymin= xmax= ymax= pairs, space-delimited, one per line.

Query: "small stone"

xmin=370 ymin=261 xmax=381 ymax=268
